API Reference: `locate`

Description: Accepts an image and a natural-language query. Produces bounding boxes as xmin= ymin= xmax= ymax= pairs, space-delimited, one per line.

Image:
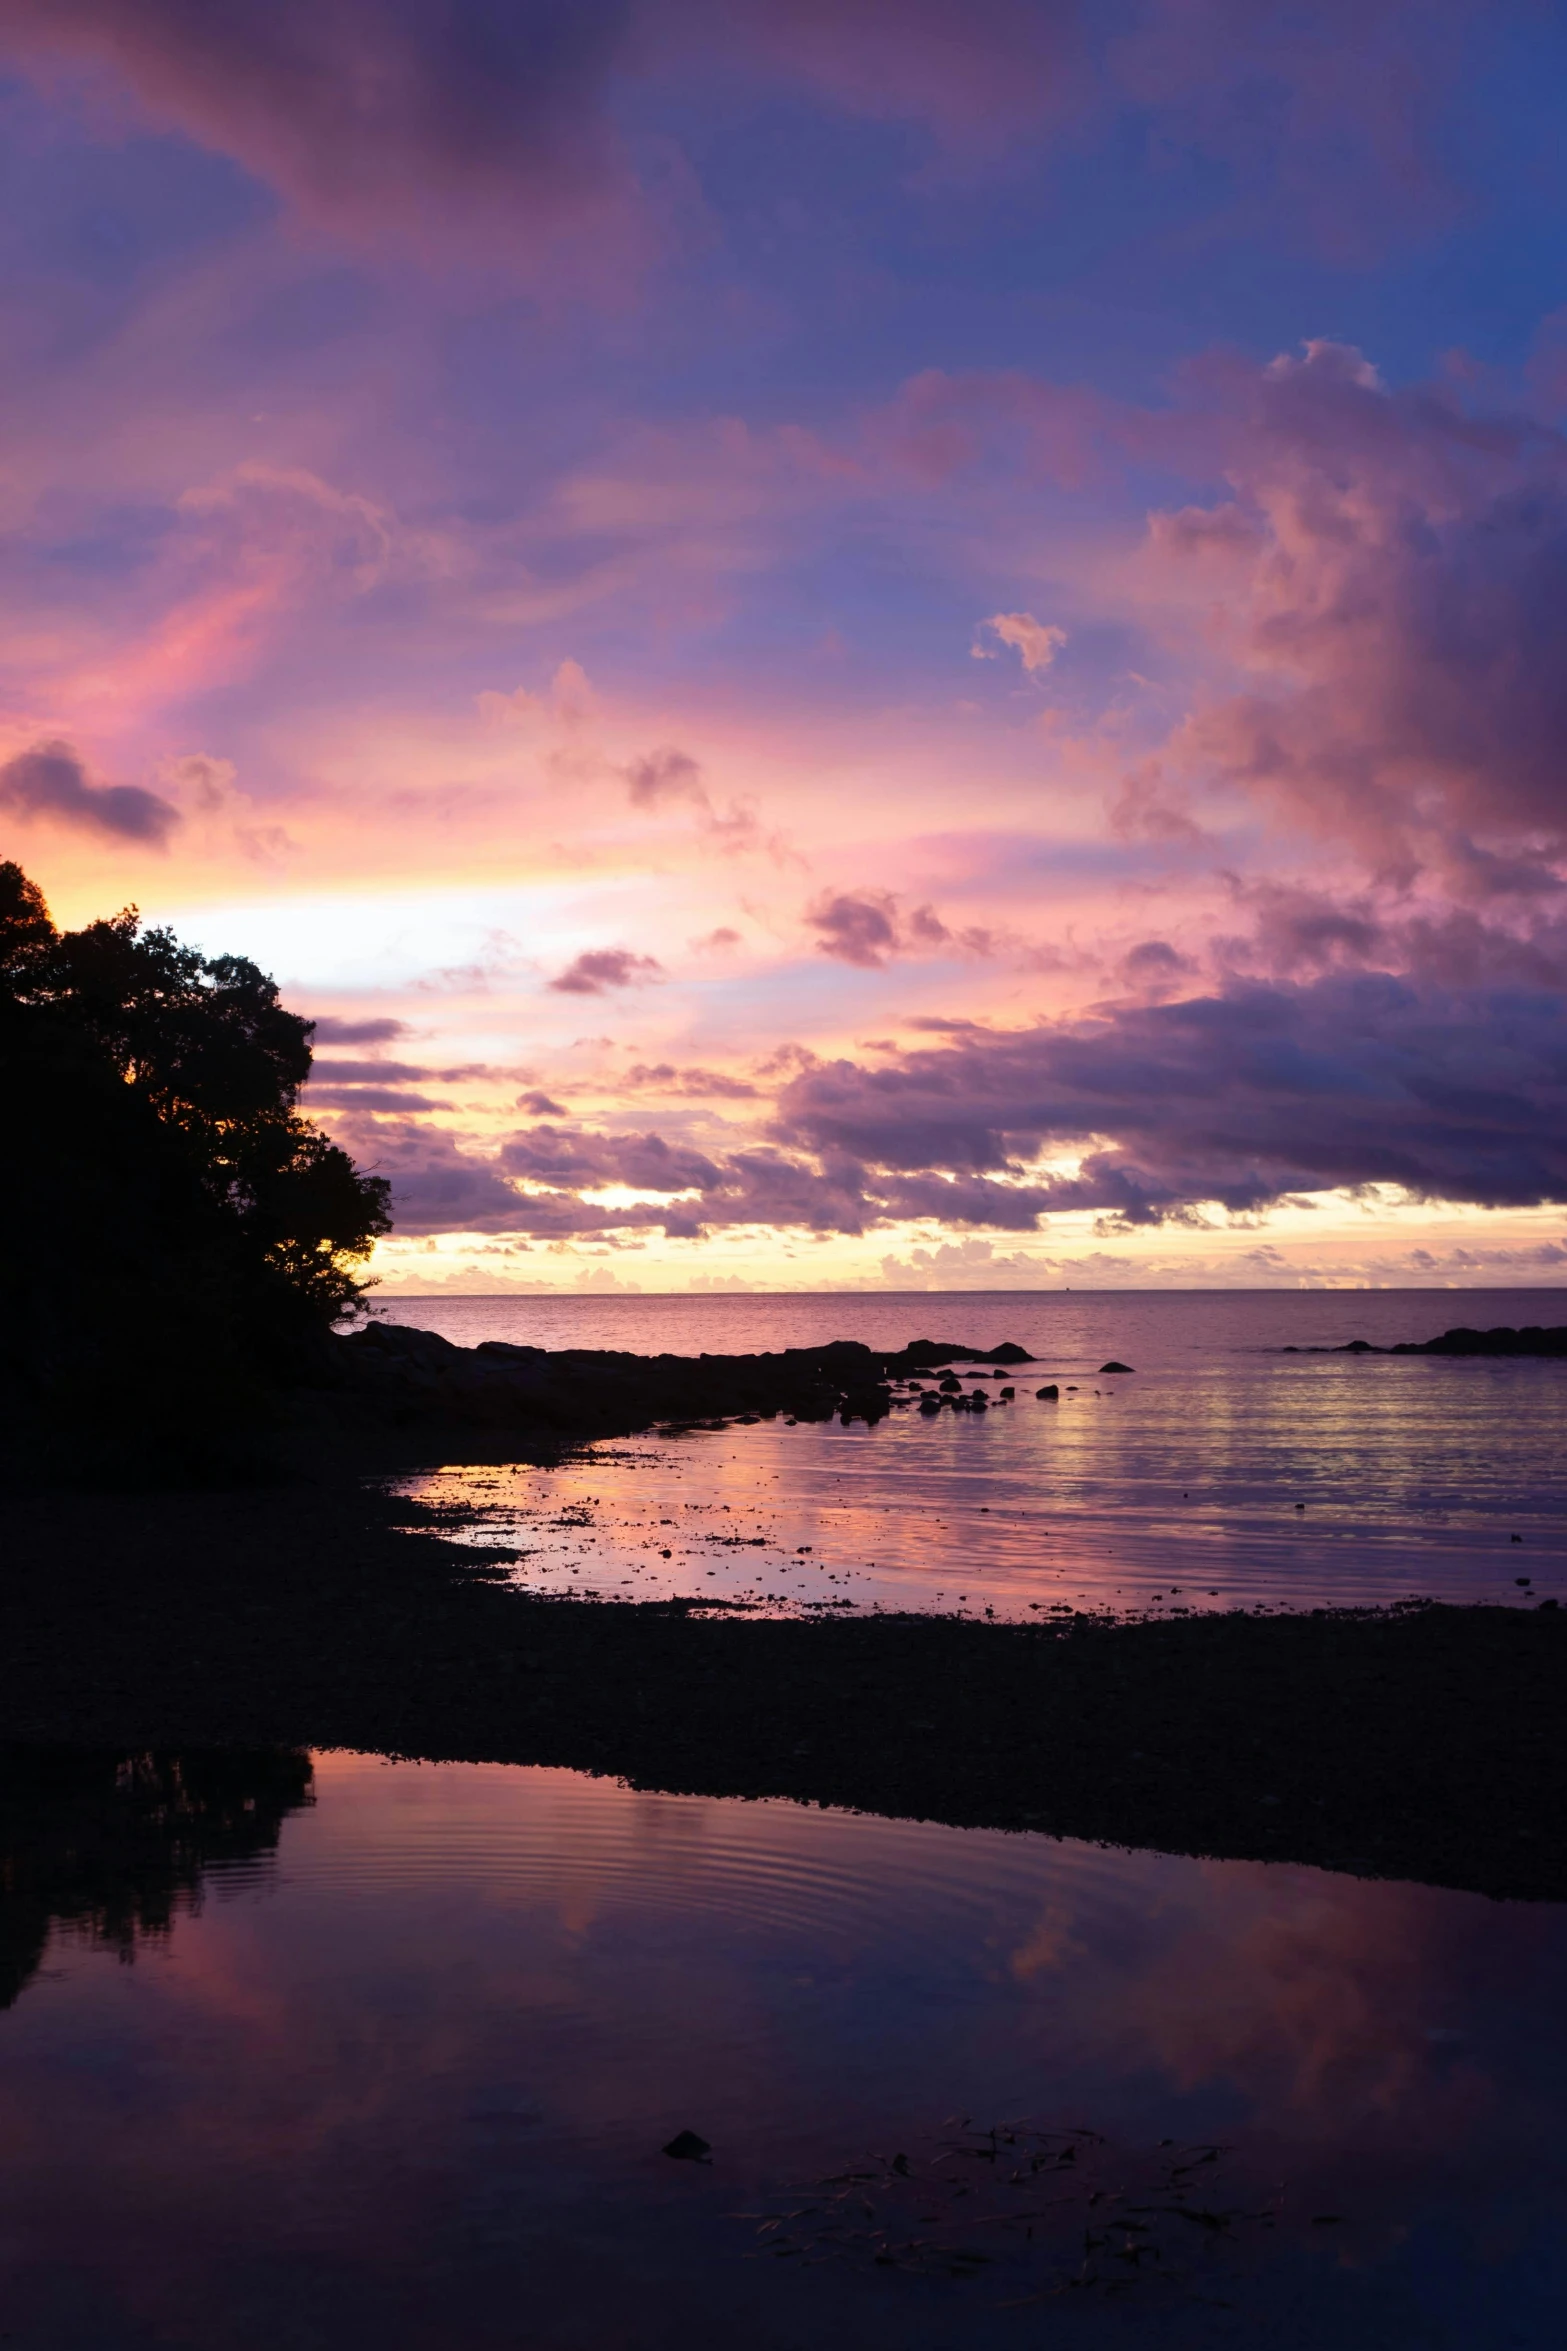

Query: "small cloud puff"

xmin=619 ymin=744 xmax=771 ymax=858
xmin=805 ymin=888 xmax=993 ymax=968
xmin=0 ymin=738 xmax=179 ymax=846
xmin=973 ymin=612 xmax=1068 ymax=673
xmin=548 ymin=948 xmax=663 ymax=996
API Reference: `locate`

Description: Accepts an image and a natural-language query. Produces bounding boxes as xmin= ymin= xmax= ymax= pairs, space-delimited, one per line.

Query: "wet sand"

xmin=2 ymin=1454 xmax=1562 ymax=1903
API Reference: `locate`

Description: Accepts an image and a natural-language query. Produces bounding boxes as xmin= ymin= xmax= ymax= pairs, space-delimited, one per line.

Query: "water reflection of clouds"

xmin=2 ymin=1756 xmax=1563 ymax=2343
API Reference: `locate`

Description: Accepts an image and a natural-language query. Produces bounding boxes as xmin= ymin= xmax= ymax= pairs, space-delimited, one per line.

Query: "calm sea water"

xmin=375 ymin=1291 xmax=1567 ymax=1617
xmin=3 ymin=1751 xmax=1563 ymax=2349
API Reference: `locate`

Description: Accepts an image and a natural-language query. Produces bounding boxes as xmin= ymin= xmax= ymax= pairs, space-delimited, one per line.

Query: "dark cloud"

xmin=0 ymin=738 xmax=179 ymax=845
xmin=492 ymin=1119 xmax=1056 ymax=1237
xmin=906 ymin=1015 xmax=994 ymax=1034
xmin=0 ymin=0 xmax=1486 ymax=283
xmin=316 ymin=1117 xmax=526 ymax=1235
xmin=306 ymin=1015 xmax=411 ymax=1046
xmin=774 ymin=970 xmax=1567 ymax=1221
xmin=619 ymin=744 xmax=764 ymax=855
xmin=1211 ymin=881 xmax=1567 ymax=997
xmin=623 ymin=1061 xmax=759 ymax=1098
xmin=0 ymin=0 xmax=1076 ymax=262
xmin=306 ymin=1055 xmax=502 ymax=1092
xmin=1117 ymin=938 xmax=1197 ymax=996
xmin=305 ymin=1085 xmax=451 ymax=1112
xmin=547 ymin=947 xmax=663 ymax=995
xmin=500 ymin=1122 xmax=720 ymax=1194
xmin=805 ymin=888 xmax=990 ymax=968
xmin=622 ymin=745 xmax=705 ymax=810
xmin=307 ymin=1058 xmax=432 ymax=1084
xmin=0 ymin=0 xmax=640 ymax=260
xmin=316 ymin=942 xmax=1567 ymax=1248
xmin=516 ymin=1088 xmax=567 ymax=1114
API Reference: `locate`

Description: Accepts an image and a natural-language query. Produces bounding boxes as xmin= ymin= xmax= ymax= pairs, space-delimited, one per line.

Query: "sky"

xmin=4 ymin=0 xmax=1567 ymax=1294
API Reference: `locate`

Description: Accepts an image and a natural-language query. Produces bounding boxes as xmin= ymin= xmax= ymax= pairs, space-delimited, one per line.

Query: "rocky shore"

xmin=316 ymin=1320 xmax=1037 ymax=1436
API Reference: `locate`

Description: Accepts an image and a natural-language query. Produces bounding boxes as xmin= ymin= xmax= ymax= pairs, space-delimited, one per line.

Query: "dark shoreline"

xmin=3 ymin=1444 xmax=1563 ymax=1905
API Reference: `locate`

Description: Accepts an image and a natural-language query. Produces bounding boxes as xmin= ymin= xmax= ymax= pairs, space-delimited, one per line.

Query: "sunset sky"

xmin=4 ymin=0 xmax=1567 ymax=1292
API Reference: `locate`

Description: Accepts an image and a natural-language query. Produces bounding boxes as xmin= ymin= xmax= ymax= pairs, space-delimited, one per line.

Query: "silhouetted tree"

xmin=0 ymin=862 xmax=390 ymax=1473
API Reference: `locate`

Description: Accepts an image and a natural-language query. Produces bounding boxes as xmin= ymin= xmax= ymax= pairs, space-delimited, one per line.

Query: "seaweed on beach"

xmin=733 ymin=2119 xmax=1287 ymax=2306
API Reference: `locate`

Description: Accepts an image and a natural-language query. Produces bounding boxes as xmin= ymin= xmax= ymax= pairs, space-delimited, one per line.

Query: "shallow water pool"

xmin=2 ymin=1750 xmax=1563 ymax=2347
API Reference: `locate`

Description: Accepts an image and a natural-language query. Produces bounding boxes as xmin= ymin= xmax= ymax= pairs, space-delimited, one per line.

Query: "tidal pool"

xmin=1 ymin=1750 xmax=1563 ymax=2347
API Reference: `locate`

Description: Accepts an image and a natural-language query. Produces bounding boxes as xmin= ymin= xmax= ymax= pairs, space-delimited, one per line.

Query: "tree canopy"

xmin=0 ymin=861 xmax=390 ymax=1471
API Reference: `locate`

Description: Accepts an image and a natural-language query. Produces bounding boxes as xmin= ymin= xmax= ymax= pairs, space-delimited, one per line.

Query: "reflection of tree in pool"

xmin=0 ymin=1749 xmax=314 ymax=2009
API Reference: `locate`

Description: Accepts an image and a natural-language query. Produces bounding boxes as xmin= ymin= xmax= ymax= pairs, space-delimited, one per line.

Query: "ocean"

xmin=372 ymin=1289 xmax=1567 ymax=1618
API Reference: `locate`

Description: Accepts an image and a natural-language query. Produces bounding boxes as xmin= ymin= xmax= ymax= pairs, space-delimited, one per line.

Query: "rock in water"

xmin=1099 ymin=1361 xmax=1134 ymax=1374
xmin=662 ymin=2130 xmax=712 ymax=2162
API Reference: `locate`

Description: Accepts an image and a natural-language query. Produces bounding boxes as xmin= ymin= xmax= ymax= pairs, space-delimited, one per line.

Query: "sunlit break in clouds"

xmin=5 ymin=0 xmax=1567 ymax=1292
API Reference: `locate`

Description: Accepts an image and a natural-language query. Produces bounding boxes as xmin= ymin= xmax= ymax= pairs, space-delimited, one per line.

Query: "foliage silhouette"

xmin=0 ymin=862 xmax=390 ymax=1477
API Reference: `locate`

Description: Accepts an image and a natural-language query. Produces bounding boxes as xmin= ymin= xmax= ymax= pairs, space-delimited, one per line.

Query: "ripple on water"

xmin=8 ymin=1751 xmax=1567 ymax=2347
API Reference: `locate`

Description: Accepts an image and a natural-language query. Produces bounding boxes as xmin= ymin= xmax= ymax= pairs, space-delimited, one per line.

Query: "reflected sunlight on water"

xmin=391 ymin=1338 xmax=1567 ymax=1617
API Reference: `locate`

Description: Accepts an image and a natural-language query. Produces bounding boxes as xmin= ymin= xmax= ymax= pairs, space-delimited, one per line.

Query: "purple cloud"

xmin=306 ymin=1086 xmax=451 ymax=1112
xmin=501 ymin=1123 xmax=720 ymax=1194
xmin=0 ymin=0 xmax=1477 ymax=281
xmin=623 ymin=1061 xmax=759 ymax=1098
xmin=308 ymin=1059 xmax=433 ymax=1084
xmin=321 ymin=1118 xmax=526 ymax=1234
xmin=622 ymin=745 xmax=706 ymax=809
xmin=0 ymin=0 xmax=640 ymax=263
xmin=774 ymin=971 xmax=1567 ymax=1221
xmin=547 ymin=947 xmax=664 ymax=995
xmin=806 ymin=889 xmax=989 ymax=968
xmin=307 ymin=1016 xmax=412 ymax=1046
xmin=0 ymin=739 xmax=179 ymax=845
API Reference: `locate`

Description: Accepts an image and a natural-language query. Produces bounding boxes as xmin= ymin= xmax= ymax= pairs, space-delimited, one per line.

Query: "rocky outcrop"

xmin=315 ymin=1323 xmax=1036 ymax=1439
xmin=1285 ymin=1325 xmax=1567 ymax=1359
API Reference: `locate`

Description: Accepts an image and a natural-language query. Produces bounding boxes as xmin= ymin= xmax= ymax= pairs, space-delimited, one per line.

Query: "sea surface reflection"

xmin=386 ymin=1289 xmax=1567 ymax=1616
xmin=2 ymin=1750 xmax=1563 ymax=2346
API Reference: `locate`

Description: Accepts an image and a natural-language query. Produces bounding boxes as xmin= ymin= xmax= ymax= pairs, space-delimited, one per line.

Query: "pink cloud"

xmin=974 ymin=612 xmax=1068 ymax=673
xmin=1144 ymin=340 xmax=1567 ymax=885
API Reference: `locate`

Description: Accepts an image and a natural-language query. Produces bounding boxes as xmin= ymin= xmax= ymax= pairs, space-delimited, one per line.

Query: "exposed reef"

xmin=1285 ymin=1324 xmax=1567 ymax=1358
